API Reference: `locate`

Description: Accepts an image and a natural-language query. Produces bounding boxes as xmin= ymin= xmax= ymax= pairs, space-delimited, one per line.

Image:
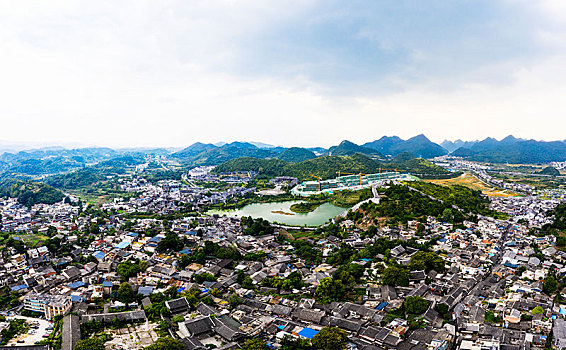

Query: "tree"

xmin=532 ymin=306 xmax=544 ymax=315
xmin=193 ymin=273 xmax=217 ymax=284
xmin=382 ymin=266 xmax=409 ymax=287
xmin=74 ymin=338 xmax=105 ymax=350
xmin=280 ymin=335 xmax=313 ymax=350
xmin=241 ymin=216 xmax=274 ymax=236
xmin=172 ymin=315 xmax=185 ymax=322
xmin=157 ymin=232 xmax=183 ymax=252
xmin=408 ymin=251 xmax=445 ymax=272
xmin=434 ymin=303 xmax=449 ymax=318
xmin=139 ymin=260 xmax=148 ymax=271
xmin=441 ymin=208 xmax=453 ymax=223
xmin=116 ymin=261 xmax=140 ymax=281
xmin=543 ymin=275 xmax=558 ymax=295
xmin=242 ymin=338 xmax=270 ymax=350
xmin=178 ymin=254 xmax=192 ymax=269
xmin=281 ymin=271 xmax=304 ymax=291
xmin=315 ymin=277 xmax=346 ymax=303
xmin=144 ymin=337 xmax=184 ymax=350
xmin=229 ymin=295 xmax=241 ymax=309
xmin=404 ymin=296 xmax=430 ymax=316
xmin=311 ymin=326 xmax=347 ymax=350
xmin=117 ymin=282 xmax=135 ymax=303
xmin=241 ymin=276 xmax=255 ymax=290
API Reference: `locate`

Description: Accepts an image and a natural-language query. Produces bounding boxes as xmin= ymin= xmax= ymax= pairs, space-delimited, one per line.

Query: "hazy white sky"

xmin=0 ymin=0 xmax=566 ymax=148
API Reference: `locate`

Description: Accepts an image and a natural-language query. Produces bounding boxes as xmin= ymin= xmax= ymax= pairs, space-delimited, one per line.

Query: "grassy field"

xmin=427 ymin=173 xmax=521 ymax=197
xmin=284 ymin=229 xmax=323 ymax=241
xmin=10 ymin=234 xmax=49 ymax=245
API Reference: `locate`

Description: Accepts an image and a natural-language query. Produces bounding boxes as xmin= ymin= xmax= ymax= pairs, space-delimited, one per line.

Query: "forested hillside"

xmin=214 ymin=153 xmax=456 ymax=180
xmin=0 ymin=180 xmax=64 ymax=207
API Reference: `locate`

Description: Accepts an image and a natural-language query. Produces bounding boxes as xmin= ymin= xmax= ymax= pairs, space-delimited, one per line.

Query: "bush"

xmin=404 ymin=296 xmax=430 ymax=316
xmin=172 ymin=315 xmax=185 ymax=323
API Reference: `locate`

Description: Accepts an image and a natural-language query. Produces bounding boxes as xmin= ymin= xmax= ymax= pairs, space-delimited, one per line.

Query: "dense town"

xmin=0 ymin=162 xmax=565 ymax=350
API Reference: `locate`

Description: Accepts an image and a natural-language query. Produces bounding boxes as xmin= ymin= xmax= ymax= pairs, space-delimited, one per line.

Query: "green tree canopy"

xmin=311 ymin=326 xmax=347 ymax=350
xmin=382 ymin=266 xmax=409 ymax=287
xmin=543 ymin=275 xmax=558 ymax=295
xmin=117 ymin=282 xmax=135 ymax=303
xmin=241 ymin=338 xmax=270 ymax=350
xmin=315 ymin=277 xmax=346 ymax=303
xmin=116 ymin=260 xmax=141 ymax=281
xmin=144 ymin=337 xmax=185 ymax=350
xmin=408 ymin=251 xmax=445 ymax=272
xmin=280 ymin=335 xmax=313 ymax=350
xmin=404 ymin=296 xmax=430 ymax=316
xmin=74 ymin=338 xmax=105 ymax=350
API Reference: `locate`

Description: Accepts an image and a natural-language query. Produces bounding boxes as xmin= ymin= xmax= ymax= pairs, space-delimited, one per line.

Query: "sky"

xmin=0 ymin=0 xmax=566 ymax=149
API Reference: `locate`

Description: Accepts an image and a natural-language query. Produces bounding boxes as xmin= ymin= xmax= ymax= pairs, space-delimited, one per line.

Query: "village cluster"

xmin=0 ymin=168 xmax=565 ymax=350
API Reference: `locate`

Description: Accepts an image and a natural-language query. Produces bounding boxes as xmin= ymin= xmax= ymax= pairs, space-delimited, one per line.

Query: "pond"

xmin=207 ymin=200 xmax=348 ymax=227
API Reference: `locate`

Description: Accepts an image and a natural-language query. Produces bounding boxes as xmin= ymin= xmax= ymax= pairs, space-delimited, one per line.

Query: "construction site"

xmin=291 ymin=170 xmax=415 ymax=195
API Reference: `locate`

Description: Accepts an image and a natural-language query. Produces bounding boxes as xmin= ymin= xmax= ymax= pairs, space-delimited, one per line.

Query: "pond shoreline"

xmin=207 ymin=200 xmax=349 ymax=227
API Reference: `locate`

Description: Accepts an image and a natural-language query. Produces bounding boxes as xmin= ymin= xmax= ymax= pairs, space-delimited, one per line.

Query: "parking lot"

xmin=5 ymin=316 xmax=52 ymax=346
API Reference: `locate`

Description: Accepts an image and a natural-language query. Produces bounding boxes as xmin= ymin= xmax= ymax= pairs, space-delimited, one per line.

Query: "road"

xmin=339 ymin=183 xmax=381 ymax=217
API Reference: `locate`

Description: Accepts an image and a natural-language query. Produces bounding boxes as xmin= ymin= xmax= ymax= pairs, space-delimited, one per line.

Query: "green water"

xmin=208 ymin=201 xmax=347 ymax=227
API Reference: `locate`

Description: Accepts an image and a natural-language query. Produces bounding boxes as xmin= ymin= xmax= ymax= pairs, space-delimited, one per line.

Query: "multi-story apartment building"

xmin=23 ymin=293 xmax=72 ymax=319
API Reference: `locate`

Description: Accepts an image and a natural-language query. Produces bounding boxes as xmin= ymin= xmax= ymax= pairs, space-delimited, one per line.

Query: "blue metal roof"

xmin=68 ymin=281 xmax=86 ymax=289
xmin=93 ymin=251 xmax=106 ymax=259
xmin=298 ymin=328 xmax=318 ymax=339
xmin=179 ymin=248 xmax=192 ymax=255
xmin=115 ymin=241 xmax=130 ymax=249
xmin=11 ymin=284 xmax=27 ymax=291
xmin=148 ymin=236 xmax=163 ymax=243
xmin=376 ymin=302 xmax=388 ymax=311
xmin=71 ymin=295 xmax=84 ymax=302
xmin=102 ymin=281 xmax=114 ymax=287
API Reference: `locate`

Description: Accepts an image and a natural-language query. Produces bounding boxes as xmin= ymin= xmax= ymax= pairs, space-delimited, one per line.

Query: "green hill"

xmin=215 ymin=153 xmax=457 ymax=181
xmin=276 ymin=147 xmax=316 ymax=163
xmin=327 ymin=140 xmax=383 ymax=157
xmin=391 ymin=152 xmax=415 ymax=163
xmin=539 ymin=167 xmax=560 ymax=176
xmin=363 ymin=134 xmax=447 ymax=158
xmin=45 ymin=168 xmax=106 ymax=189
xmin=214 ymin=158 xmax=288 ymax=177
xmin=0 ymin=180 xmax=64 ymax=207
xmin=172 ymin=142 xmax=218 ymax=158
xmin=214 ymin=153 xmax=382 ymax=181
xmin=284 ymin=153 xmax=383 ymax=180
xmin=452 ymin=136 xmax=566 ymax=163
xmin=173 ymin=142 xmax=280 ymax=165
xmin=392 ymin=158 xmax=457 ymax=179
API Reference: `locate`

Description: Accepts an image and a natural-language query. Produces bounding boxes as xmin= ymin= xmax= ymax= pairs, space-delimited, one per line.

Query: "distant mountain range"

xmin=440 ymin=139 xmax=479 ymax=153
xmin=172 ymin=135 xmax=451 ymax=166
xmin=449 ymin=135 xmax=566 ymax=163
xmin=1 ymin=134 xmax=565 ymax=182
xmin=362 ymin=134 xmax=448 ymax=159
xmin=327 ymin=140 xmax=383 ymax=157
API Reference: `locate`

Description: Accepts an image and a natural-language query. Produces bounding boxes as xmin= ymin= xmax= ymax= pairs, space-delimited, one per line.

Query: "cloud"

xmin=0 ymin=1 xmax=564 ymax=148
